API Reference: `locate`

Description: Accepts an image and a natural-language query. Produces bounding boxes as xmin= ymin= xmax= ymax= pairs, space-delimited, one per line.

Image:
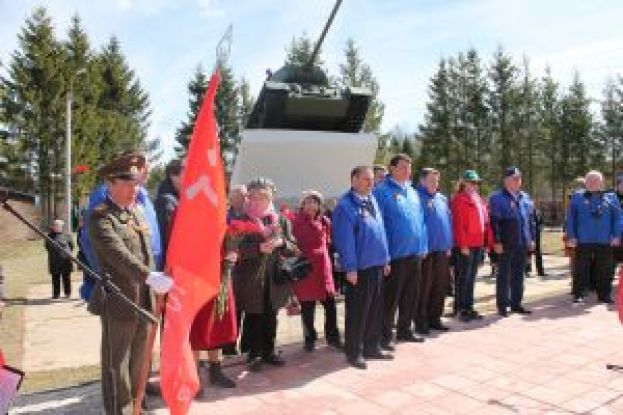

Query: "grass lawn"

xmin=0 ymin=237 xmax=101 ymax=392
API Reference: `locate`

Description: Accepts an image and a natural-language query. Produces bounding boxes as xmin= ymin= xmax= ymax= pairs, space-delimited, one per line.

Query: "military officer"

xmin=89 ymin=153 xmax=172 ymax=414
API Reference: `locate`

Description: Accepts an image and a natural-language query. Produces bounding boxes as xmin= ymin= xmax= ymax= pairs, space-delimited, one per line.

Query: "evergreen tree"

xmin=338 ymin=38 xmax=385 ymax=135
xmin=238 ymin=76 xmax=254 ymax=128
xmin=488 ymin=46 xmax=519 ymax=173
xmin=63 ymin=14 xmax=103 ymax=198
xmin=559 ymin=72 xmax=594 ymax=183
xmin=538 ymin=67 xmax=562 ymax=202
xmin=174 ymin=63 xmax=241 ymax=172
xmin=601 ymin=76 xmax=623 ymax=184
xmin=513 ymin=57 xmax=540 ymax=194
xmin=418 ymin=58 xmax=455 ymax=191
xmin=3 ymin=7 xmax=67 ymax=222
xmin=285 ymin=33 xmax=324 ymax=68
xmin=175 ymin=65 xmax=208 ymax=152
xmin=97 ymin=36 xmax=150 ymax=163
xmin=215 ymin=62 xmax=240 ymax=171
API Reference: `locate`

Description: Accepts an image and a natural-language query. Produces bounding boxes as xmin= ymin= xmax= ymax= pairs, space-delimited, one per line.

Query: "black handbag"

xmin=275 ymin=256 xmax=312 ymax=285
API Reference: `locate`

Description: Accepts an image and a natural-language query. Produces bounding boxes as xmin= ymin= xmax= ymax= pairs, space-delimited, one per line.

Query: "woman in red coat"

xmin=292 ymin=190 xmax=343 ymax=352
xmin=451 ymin=170 xmax=492 ymax=322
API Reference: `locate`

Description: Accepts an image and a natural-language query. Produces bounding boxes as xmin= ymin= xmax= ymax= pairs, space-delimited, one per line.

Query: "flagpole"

xmin=133 ymin=295 xmax=165 ymax=415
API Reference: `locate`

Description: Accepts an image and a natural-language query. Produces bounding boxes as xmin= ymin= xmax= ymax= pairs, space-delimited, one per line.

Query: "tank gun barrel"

xmin=306 ymin=0 xmax=342 ymax=68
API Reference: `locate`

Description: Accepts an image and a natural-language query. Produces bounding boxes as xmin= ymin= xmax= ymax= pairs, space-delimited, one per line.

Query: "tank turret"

xmin=246 ymin=0 xmax=371 ymax=133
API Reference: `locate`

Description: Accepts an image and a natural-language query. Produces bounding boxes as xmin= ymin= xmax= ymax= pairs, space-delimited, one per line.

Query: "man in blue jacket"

xmin=79 ymin=151 xmax=163 ymax=300
xmin=566 ymin=170 xmax=621 ymax=304
xmin=373 ymin=154 xmax=428 ymax=347
xmin=416 ymin=168 xmax=453 ymax=333
xmin=333 ymin=165 xmax=393 ymax=369
xmin=490 ymin=166 xmax=536 ymax=317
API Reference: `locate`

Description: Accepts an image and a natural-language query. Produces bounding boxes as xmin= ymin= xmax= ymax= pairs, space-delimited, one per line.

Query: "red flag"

xmin=161 ymin=71 xmax=225 ymax=415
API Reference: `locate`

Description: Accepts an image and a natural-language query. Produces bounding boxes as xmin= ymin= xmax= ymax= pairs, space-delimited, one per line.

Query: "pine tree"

xmin=338 ymin=39 xmax=385 ymax=135
xmin=175 ymin=65 xmax=208 ymax=152
xmin=238 ymin=76 xmax=254 ymax=128
xmin=97 ymin=36 xmax=150 ymax=163
xmin=3 ymin=7 xmax=67 ymax=222
xmin=601 ymin=76 xmax=623 ymax=185
xmin=559 ymin=72 xmax=594 ymax=183
xmin=215 ymin=62 xmax=241 ymax=171
xmin=63 ymin=14 xmax=103 ymax=199
xmin=418 ymin=58 xmax=455 ymax=191
xmin=174 ymin=63 xmax=241 ymax=171
xmin=513 ymin=57 xmax=540 ymax=194
xmin=538 ymin=67 xmax=562 ymax=202
xmin=489 ymin=46 xmax=519 ymax=173
xmin=285 ymin=33 xmax=325 ymax=68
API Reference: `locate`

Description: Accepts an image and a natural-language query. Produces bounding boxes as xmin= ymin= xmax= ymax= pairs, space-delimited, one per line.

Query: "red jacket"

xmin=451 ymin=191 xmax=492 ymax=249
xmin=291 ymin=212 xmax=335 ymax=302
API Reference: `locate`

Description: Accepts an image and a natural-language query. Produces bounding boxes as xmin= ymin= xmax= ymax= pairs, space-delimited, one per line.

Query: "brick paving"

xmin=10 ymin=255 xmax=623 ymax=414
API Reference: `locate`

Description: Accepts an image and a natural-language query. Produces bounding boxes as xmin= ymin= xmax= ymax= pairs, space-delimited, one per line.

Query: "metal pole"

xmin=65 ymin=87 xmax=72 ymax=234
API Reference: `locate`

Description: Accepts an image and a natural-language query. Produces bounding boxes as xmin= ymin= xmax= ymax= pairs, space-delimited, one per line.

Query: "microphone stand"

xmin=1 ymin=189 xmax=159 ymax=413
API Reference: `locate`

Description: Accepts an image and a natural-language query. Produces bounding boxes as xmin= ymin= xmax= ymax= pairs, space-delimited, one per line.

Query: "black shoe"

xmin=363 ymin=350 xmax=394 ymax=360
xmin=380 ymin=341 xmax=396 ymax=352
xmin=145 ymin=381 xmax=161 ymax=397
xmin=429 ymin=321 xmax=449 ymax=331
xmin=327 ymin=338 xmax=344 ymax=350
xmin=347 ymin=356 xmax=367 ymax=369
xmin=498 ymin=309 xmax=509 ymax=317
xmin=247 ymin=356 xmax=263 ymax=372
xmin=468 ymin=310 xmax=483 ymax=320
xmin=599 ymin=297 xmax=614 ymax=304
xmin=459 ymin=311 xmax=472 ymax=322
xmin=415 ymin=323 xmax=430 ymax=335
xmin=573 ymin=296 xmax=585 ymax=305
xmin=304 ymin=340 xmax=315 ymax=352
xmin=262 ymin=353 xmax=286 ymax=367
xmin=209 ymin=362 xmax=236 ymax=388
xmin=221 ymin=344 xmax=238 ymax=356
xmin=511 ymin=306 xmax=532 ymax=315
xmin=396 ymin=333 xmax=425 ymax=343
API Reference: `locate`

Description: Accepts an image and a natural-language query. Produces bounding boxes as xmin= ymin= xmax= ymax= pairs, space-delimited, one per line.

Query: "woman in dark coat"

xmin=292 ymin=190 xmax=342 ymax=351
xmin=45 ymin=219 xmax=74 ymax=299
xmin=232 ymin=177 xmax=298 ymax=372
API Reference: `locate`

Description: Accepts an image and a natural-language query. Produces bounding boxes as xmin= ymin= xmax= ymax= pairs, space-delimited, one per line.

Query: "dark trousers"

xmin=300 ymin=295 xmax=340 ymax=344
xmin=345 ymin=266 xmax=383 ymax=360
xmin=381 ymin=256 xmax=419 ymax=343
xmin=101 ymin=315 xmax=148 ymax=415
xmin=456 ymin=248 xmax=483 ymax=312
xmin=52 ymin=272 xmax=71 ymax=298
xmin=497 ymin=247 xmax=527 ymax=311
xmin=574 ymin=244 xmax=613 ymax=300
xmin=245 ymin=283 xmax=278 ymax=360
xmin=422 ymin=251 xmax=450 ymax=324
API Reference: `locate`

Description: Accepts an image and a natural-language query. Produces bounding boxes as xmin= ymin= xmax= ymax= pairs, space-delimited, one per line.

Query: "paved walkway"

xmin=10 ymin=255 xmax=623 ymax=414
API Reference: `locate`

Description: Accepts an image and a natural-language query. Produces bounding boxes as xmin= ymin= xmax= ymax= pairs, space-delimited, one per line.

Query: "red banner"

xmin=160 ymin=71 xmax=225 ymax=415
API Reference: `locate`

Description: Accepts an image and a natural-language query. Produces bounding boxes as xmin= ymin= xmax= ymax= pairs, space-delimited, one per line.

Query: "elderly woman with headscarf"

xmin=232 ymin=177 xmax=298 ymax=371
xmin=291 ymin=190 xmax=343 ymax=352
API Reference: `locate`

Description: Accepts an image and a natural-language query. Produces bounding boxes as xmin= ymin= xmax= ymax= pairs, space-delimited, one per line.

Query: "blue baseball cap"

xmin=504 ymin=166 xmax=522 ymax=178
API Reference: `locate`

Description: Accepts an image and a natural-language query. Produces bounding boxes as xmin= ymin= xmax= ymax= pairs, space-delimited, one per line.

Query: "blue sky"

xmin=1 ymin=0 xmax=622 ymax=162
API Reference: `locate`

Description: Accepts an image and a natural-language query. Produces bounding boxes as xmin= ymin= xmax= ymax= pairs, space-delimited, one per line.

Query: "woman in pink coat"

xmin=292 ymin=190 xmax=343 ymax=352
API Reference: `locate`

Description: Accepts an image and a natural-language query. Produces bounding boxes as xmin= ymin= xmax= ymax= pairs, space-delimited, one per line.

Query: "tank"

xmin=246 ymin=0 xmax=372 ymax=133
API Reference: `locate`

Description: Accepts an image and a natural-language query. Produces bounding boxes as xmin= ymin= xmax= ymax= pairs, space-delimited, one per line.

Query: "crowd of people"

xmin=41 ymin=149 xmax=623 ymax=413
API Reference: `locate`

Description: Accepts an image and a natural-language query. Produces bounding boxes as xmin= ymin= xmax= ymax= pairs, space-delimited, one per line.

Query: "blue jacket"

xmin=79 ymin=184 xmax=163 ymax=300
xmin=373 ymin=177 xmax=428 ymax=259
xmin=565 ymin=190 xmax=621 ymax=244
xmin=332 ymin=190 xmax=390 ymax=273
xmin=489 ymin=189 xmax=535 ymax=250
xmin=416 ymin=185 xmax=453 ymax=252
